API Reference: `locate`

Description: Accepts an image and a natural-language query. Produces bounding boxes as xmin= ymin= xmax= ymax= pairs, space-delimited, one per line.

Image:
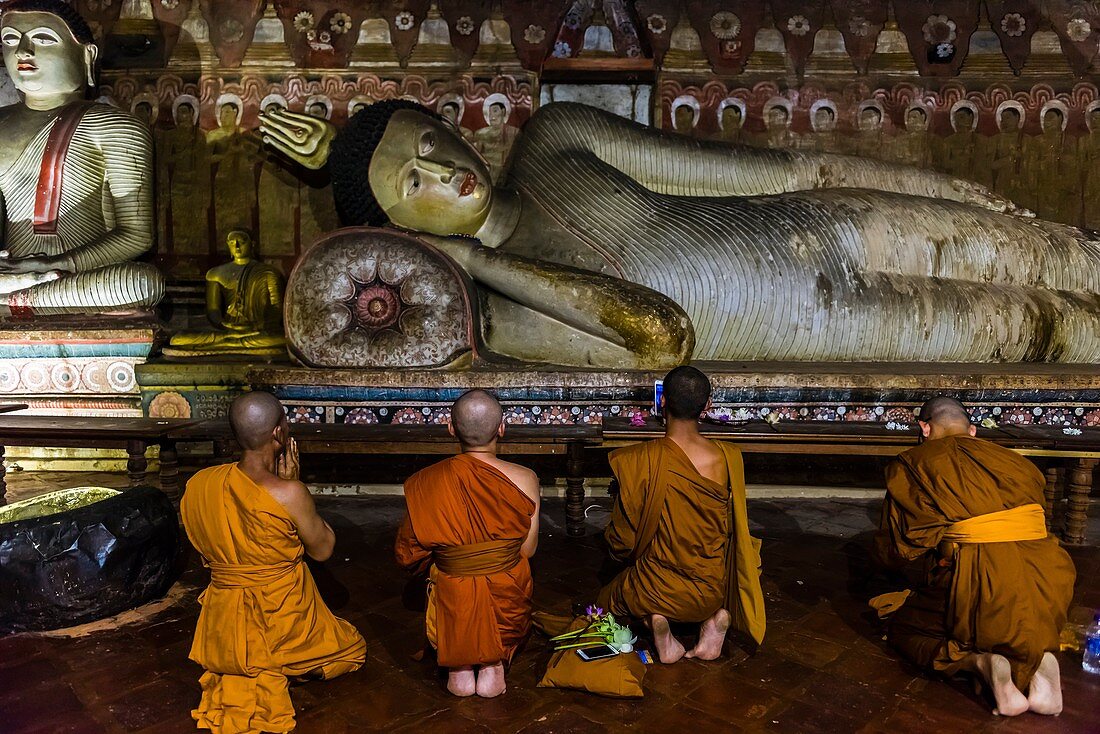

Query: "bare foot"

xmin=475 ymin=662 xmax=507 ymax=698
xmin=1027 ymin=652 xmax=1063 ymax=715
xmin=447 ymin=666 xmax=476 ymax=697
xmin=685 ymin=608 xmax=731 ymax=661
xmin=649 ymin=614 xmax=686 ymax=664
xmin=974 ymin=653 xmax=1029 ymax=716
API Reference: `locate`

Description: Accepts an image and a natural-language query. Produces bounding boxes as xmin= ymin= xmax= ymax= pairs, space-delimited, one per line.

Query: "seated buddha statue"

xmin=259 ymin=99 xmax=1100 ymax=367
xmin=0 ymin=0 xmax=163 ymax=319
xmin=165 ymin=230 xmax=286 ymax=360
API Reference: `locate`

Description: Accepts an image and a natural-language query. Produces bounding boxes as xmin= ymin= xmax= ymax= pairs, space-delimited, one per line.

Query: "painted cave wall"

xmin=2 ymin=0 xmax=1099 ymax=286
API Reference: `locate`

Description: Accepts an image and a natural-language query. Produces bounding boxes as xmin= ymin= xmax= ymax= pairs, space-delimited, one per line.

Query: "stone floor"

xmin=0 ymin=473 xmax=1098 ymax=734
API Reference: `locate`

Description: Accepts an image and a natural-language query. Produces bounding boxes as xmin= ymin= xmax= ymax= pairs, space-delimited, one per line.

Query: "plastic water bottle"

xmin=1084 ymin=612 xmax=1100 ymax=674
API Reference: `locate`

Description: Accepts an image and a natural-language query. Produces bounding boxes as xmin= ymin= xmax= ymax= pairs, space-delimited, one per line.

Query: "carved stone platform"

xmin=239 ymin=362 xmax=1100 ymax=428
xmin=0 ymin=319 xmax=160 ymax=471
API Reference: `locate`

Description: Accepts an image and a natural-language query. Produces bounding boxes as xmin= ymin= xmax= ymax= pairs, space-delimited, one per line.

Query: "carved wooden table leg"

xmin=565 ymin=441 xmax=586 ymax=537
xmin=127 ymin=440 xmax=148 ymax=488
xmin=1063 ymin=458 xmax=1097 ymax=545
xmin=159 ymin=440 xmax=180 ymax=499
xmin=1043 ymin=465 xmax=1063 ymax=530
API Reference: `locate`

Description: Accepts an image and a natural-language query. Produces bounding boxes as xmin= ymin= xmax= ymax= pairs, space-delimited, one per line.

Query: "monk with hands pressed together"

xmin=395 ymin=390 xmax=540 ymax=698
xmin=596 ymin=366 xmax=766 ymax=663
xmin=181 ymin=392 xmax=366 ymax=734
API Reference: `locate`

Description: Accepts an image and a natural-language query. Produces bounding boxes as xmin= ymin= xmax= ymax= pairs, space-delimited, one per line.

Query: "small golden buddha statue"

xmin=165 ymin=230 xmax=286 ymax=360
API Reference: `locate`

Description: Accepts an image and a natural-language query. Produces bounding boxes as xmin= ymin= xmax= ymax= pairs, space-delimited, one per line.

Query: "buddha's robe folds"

xmin=181 ymin=464 xmax=365 ymax=734
xmin=874 ymin=437 xmax=1075 ymax=689
xmin=596 ymin=439 xmax=766 ymax=645
xmin=395 ymin=454 xmax=535 ymax=667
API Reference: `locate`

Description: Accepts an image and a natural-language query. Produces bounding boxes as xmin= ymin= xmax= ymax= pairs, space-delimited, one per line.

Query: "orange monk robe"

xmin=395 ymin=453 xmax=535 ymax=667
xmin=181 ymin=464 xmax=366 ymax=734
xmin=596 ymin=438 xmax=766 ymax=645
xmin=874 ymin=436 xmax=1075 ymax=690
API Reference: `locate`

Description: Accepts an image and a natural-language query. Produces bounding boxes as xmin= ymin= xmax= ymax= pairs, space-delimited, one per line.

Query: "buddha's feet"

xmin=475 ymin=662 xmax=506 ymax=698
xmin=685 ymin=608 xmax=730 ymax=661
xmin=446 ymin=666 xmax=476 ymax=697
xmin=1027 ymin=652 xmax=1062 ymax=715
xmin=973 ymin=653 xmax=1028 ymax=716
xmin=649 ymin=614 xmax=685 ymax=664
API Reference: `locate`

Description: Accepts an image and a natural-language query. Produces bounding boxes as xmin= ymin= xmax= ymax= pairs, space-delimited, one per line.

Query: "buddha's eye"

xmin=28 ymin=27 xmax=61 ymax=46
xmin=420 ymin=132 xmax=434 ymax=155
xmin=406 ymin=170 xmax=421 ymax=197
xmin=1 ymin=30 xmax=20 ymax=47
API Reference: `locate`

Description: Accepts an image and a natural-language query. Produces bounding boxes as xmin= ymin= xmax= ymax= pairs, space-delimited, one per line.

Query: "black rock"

xmin=0 ymin=486 xmax=180 ymax=633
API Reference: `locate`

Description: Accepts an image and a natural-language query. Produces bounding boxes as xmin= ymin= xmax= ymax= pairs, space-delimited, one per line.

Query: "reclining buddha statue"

xmin=0 ymin=0 xmax=163 ymax=319
xmin=261 ymin=98 xmax=1100 ymax=368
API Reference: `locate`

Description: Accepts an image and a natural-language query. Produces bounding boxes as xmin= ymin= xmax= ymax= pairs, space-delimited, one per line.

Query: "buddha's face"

xmin=860 ymin=109 xmax=881 ymax=131
xmin=308 ymin=103 xmax=327 ymax=119
xmin=441 ymin=103 xmax=461 ymax=126
xmin=953 ymin=109 xmax=974 ymax=131
xmin=219 ymin=104 xmax=238 ymax=128
xmin=487 ymin=103 xmax=506 ymax=126
xmin=1000 ymin=110 xmax=1020 ymax=133
xmin=1091 ymin=110 xmax=1100 ymax=133
xmin=673 ymin=105 xmax=694 ymax=130
xmin=1 ymin=11 xmax=96 ymax=98
xmin=177 ymin=103 xmax=195 ymax=128
xmin=227 ymin=231 xmax=253 ymax=260
xmin=814 ymin=108 xmax=835 ymax=131
xmin=906 ymin=109 xmax=927 ymax=131
xmin=766 ymin=107 xmax=788 ymax=130
xmin=1043 ymin=110 xmax=1063 ymax=133
xmin=721 ymin=106 xmax=741 ymax=130
xmin=369 ymin=109 xmax=493 ymax=236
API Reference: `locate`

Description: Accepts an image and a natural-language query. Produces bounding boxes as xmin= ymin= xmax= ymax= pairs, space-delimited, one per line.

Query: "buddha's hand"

xmin=259 ymin=109 xmax=335 ymax=170
xmin=277 ymin=437 xmax=300 ymax=481
xmin=0 ymin=250 xmax=73 ymax=275
xmin=950 ymin=179 xmax=1032 ymax=217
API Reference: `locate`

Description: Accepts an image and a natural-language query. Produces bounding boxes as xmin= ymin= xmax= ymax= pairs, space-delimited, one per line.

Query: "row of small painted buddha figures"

xmin=680 ymin=101 xmax=1100 ymax=229
xmin=10 ymin=0 xmax=1100 ymax=366
xmin=180 ymin=371 xmax=1075 ymax=730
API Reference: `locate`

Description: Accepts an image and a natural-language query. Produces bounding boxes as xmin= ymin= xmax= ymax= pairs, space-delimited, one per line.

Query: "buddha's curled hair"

xmin=330 ymin=99 xmax=443 ymax=227
xmin=2 ymin=0 xmax=96 ymax=44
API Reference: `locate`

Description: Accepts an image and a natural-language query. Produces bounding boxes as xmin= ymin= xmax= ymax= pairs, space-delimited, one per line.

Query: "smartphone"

xmin=653 ymin=380 xmax=664 ymax=416
xmin=576 ymin=644 xmax=619 ymax=661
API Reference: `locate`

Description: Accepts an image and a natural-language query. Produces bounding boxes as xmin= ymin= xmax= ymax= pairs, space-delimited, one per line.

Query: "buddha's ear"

xmin=82 ymin=43 xmax=98 ymax=87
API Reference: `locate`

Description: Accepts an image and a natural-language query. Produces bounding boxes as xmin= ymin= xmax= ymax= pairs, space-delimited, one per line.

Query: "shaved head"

xmin=451 ymin=389 xmax=503 ymax=447
xmin=230 ymin=391 xmax=287 ymax=451
xmin=917 ymin=396 xmax=971 ymax=430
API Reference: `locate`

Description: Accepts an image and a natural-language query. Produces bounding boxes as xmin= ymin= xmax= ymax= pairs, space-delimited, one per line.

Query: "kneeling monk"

xmin=596 ymin=366 xmax=766 ymax=662
xmin=873 ymin=397 xmax=1075 ymax=716
xmin=181 ymin=392 xmax=366 ymax=733
xmin=395 ymin=390 xmax=540 ymax=698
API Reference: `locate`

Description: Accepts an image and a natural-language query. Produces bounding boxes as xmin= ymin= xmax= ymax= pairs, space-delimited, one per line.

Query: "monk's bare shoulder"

xmin=495 ymin=459 xmax=540 ymax=502
xmin=261 ymin=475 xmax=314 ymax=513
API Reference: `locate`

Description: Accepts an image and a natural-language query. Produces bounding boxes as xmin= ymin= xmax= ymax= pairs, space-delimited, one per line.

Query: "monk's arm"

xmin=602 ymin=455 xmax=643 ymax=561
xmin=394 ymin=513 xmax=431 ymax=574
xmin=60 ymin=115 xmax=155 ymax=272
xmin=275 ymin=479 xmax=336 ymax=561
xmin=873 ymin=460 xmax=941 ymax=568
xmin=517 ymin=468 xmax=541 ymax=558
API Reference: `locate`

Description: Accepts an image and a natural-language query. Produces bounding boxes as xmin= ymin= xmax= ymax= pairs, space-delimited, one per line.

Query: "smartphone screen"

xmin=653 ymin=380 xmax=664 ymax=417
xmin=576 ymin=644 xmax=619 ymax=661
